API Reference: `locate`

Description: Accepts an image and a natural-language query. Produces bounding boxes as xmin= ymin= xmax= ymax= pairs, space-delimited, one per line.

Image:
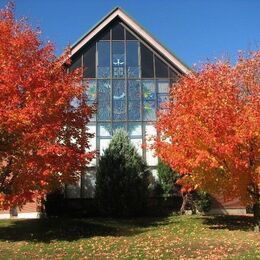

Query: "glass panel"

xmin=87 ymin=125 xmax=96 ymax=166
xmin=131 ymin=138 xmax=143 ymax=156
xmin=98 ymin=80 xmax=110 ymax=101
xmin=143 ymin=100 xmax=156 ymax=121
xmin=113 ymin=122 xmax=127 ymax=133
xmin=85 ymin=80 xmax=96 ymax=101
xmin=142 ymin=80 xmax=156 ymax=100
xmin=113 ymin=100 xmax=126 ymax=120
xmin=170 ymin=69 xmax=179 ymax=81
xmin=113 ymin=80 xmax=125 ymax=100
xmin=155 ymin=56 xmax=168 ymax=78
xmin=112 ymin=41 xmax=125 ymax=78
xmin=98 ymin=28 xmax=110 ymax=40
xmin=97 ymin=100 xmax=111 ymax=121
xmin=69 ymin=54 xmax=81 ymax=72
xmin=87 ymin=100 xmax=96 ymax=122
xmin=128 ymin=123 xmax=142 ymax=136
xmin=158 ymin=94 xmax=169 ymax=109
xmin=128 ymin=100 xmax=141 ymax=121
xmin=145 ymin=124 xmax=158 ymax=166
xmin=113 ymin=80 xmax=126 ymax=120
xmin=82 ymin=169 xmax=96 ymax=198
xmin=127 ymin=41 xmax=140 ymax=78
xmin=100 ymin=139 xmax=111 ymax=155
xmin=157 ymin=80 xmax=169 ymax=93
xmin=128 ymin=80 xmax=141 ymax=100
xmin=141 ymin=43 xmax=154 ymax=78
xmin=83 ymin=43 xmax=96 ymax=78
xmin=112 ymin=22 xmax=125 ymax=40
xmin=97 ymin=42 xmax=110 ymax=78
xmin=98 ymin=123 xmax=112 ymax=137
xmin=70 ymin=97 xmax=80 ymax=109
xmin=126 ymin=30 xmax=137 ymax=40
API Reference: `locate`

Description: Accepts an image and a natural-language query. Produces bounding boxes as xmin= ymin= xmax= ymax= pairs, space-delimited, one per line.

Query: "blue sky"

xmin=1 ymin=0 xmax=259 ymax=66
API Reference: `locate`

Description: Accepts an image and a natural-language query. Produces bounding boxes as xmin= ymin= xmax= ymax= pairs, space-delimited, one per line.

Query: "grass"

xmin=0 ymin=215 xmax=259 ymax=259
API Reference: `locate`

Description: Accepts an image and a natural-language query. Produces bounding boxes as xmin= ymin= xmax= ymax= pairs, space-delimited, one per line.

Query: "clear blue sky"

xmin=1 ymin=0 xmax=259 ymax=66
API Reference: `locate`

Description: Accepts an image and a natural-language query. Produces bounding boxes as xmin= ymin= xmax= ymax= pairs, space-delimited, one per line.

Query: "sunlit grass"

xmin=0 ymin=215 xmax=259 ymax=259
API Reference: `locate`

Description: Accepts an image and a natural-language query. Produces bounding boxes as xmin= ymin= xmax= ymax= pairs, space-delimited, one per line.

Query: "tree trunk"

xmin=180 ymin=193 xmax=188 ymax=214
xmin=253 ymin=201 xmax=260 ymax=232
xmin=180 ymin=192 xmax=195 ymax=214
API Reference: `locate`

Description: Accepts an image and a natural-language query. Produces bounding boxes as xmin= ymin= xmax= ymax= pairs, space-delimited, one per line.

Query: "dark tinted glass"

xmin=97 ymin=42 xmax=110 ymax=78
xmin=170 ymin=69 xmax=179 ymax=82
xmin=112 ymin=23 xmax=124 ymax=40
xmin=127 ymin=41 xmax=139 ymax=67
xmin=83 ymin=43 xmax=96 ymax=78
xmin=97 ymin=42 xmax=110 ymax=66
xmin=155 ymin=56 xmax=168 ymax=78
xmin=140 ymin=43 xmax=154 ymax=78
xmin=126 ymin=41 xmax=140 ymax=78
xmin=98 ymin=28 xmax=110 ymax=40
xmin=69 ymin=54 xmax=81 ymax=72
xmin=126 ymin=30 xmax=137 ymax=40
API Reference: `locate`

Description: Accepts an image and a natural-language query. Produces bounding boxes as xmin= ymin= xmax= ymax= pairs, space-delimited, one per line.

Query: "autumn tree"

xmin=154 ymin=51 xmax=260 ymax=229
xmin=0 ymin=4 xmax=95 ymax=209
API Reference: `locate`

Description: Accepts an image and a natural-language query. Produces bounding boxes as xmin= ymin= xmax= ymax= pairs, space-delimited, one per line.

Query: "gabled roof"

xmin=70 ymin=7 xmax=190 ymax=74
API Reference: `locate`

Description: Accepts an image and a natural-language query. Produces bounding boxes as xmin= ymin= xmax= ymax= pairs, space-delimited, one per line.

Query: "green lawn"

xmin=0 ymin=215 xmax=259 ymax=259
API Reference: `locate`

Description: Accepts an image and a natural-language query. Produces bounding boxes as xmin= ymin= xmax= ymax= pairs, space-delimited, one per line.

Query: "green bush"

xmin=157 ymin=160 xmax=180 ymax=197
xmin=194 ymin=190 xmax=212 ymax=213
xmin=95 ymin=129 xmax=149 ymax=217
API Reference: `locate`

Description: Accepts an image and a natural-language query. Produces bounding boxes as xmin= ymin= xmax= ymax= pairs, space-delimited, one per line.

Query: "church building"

xmin=65 ymin=7 xmax=189 ymax=199
xmin=0 ymin=7 xmax=245 ymax=219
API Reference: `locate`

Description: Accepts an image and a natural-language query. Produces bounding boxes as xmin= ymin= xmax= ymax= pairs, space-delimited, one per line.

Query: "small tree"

xmin=95 ymin=129 xmax=149 ymax=217
xmin=157 ymin=160 xmax=179 ymax=197
xmin=194 ymin=190 xmax=212 ymax=213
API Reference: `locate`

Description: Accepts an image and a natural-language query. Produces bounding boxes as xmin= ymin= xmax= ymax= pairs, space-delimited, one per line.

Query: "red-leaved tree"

xmin=154 ymin=51 xmax=260 ymax=229
xmin=0 ymin=4 xmax=95 ymax=209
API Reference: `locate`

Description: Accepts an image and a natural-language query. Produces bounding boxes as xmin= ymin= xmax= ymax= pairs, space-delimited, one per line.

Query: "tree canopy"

xmin=95 ymin=129 xmax=149 ymax=217
xmin=154 ymin=51 xmax=259 ymax=221
xmin=0 ymin=4 xmax=94 ymax=209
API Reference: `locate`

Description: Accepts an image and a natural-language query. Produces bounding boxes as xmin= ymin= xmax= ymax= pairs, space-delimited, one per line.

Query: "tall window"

xmin=72 ymin=21 xmax=179 ymax=164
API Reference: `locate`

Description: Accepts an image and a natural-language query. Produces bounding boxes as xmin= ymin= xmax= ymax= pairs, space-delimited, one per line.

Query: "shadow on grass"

xmin=202 ymin=215 xmax=255 ymax=231
xmin=0 ymin=216 xmax=177 ymax=243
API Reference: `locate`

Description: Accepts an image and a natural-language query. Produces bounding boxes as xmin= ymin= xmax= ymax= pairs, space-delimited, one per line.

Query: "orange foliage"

xmin=155 ymin=51 xmax=260 ymax=205
xmin=0 ymin=4 xmax=95 ymax=209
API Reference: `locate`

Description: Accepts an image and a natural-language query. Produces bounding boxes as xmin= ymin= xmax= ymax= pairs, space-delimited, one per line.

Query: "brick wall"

xmin=0 ymin=201 xmax=41 ymax=218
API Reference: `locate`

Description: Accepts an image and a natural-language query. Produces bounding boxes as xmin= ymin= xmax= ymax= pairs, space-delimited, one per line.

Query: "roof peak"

xmin=70 ymin=7 xmax=190 ymax=73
